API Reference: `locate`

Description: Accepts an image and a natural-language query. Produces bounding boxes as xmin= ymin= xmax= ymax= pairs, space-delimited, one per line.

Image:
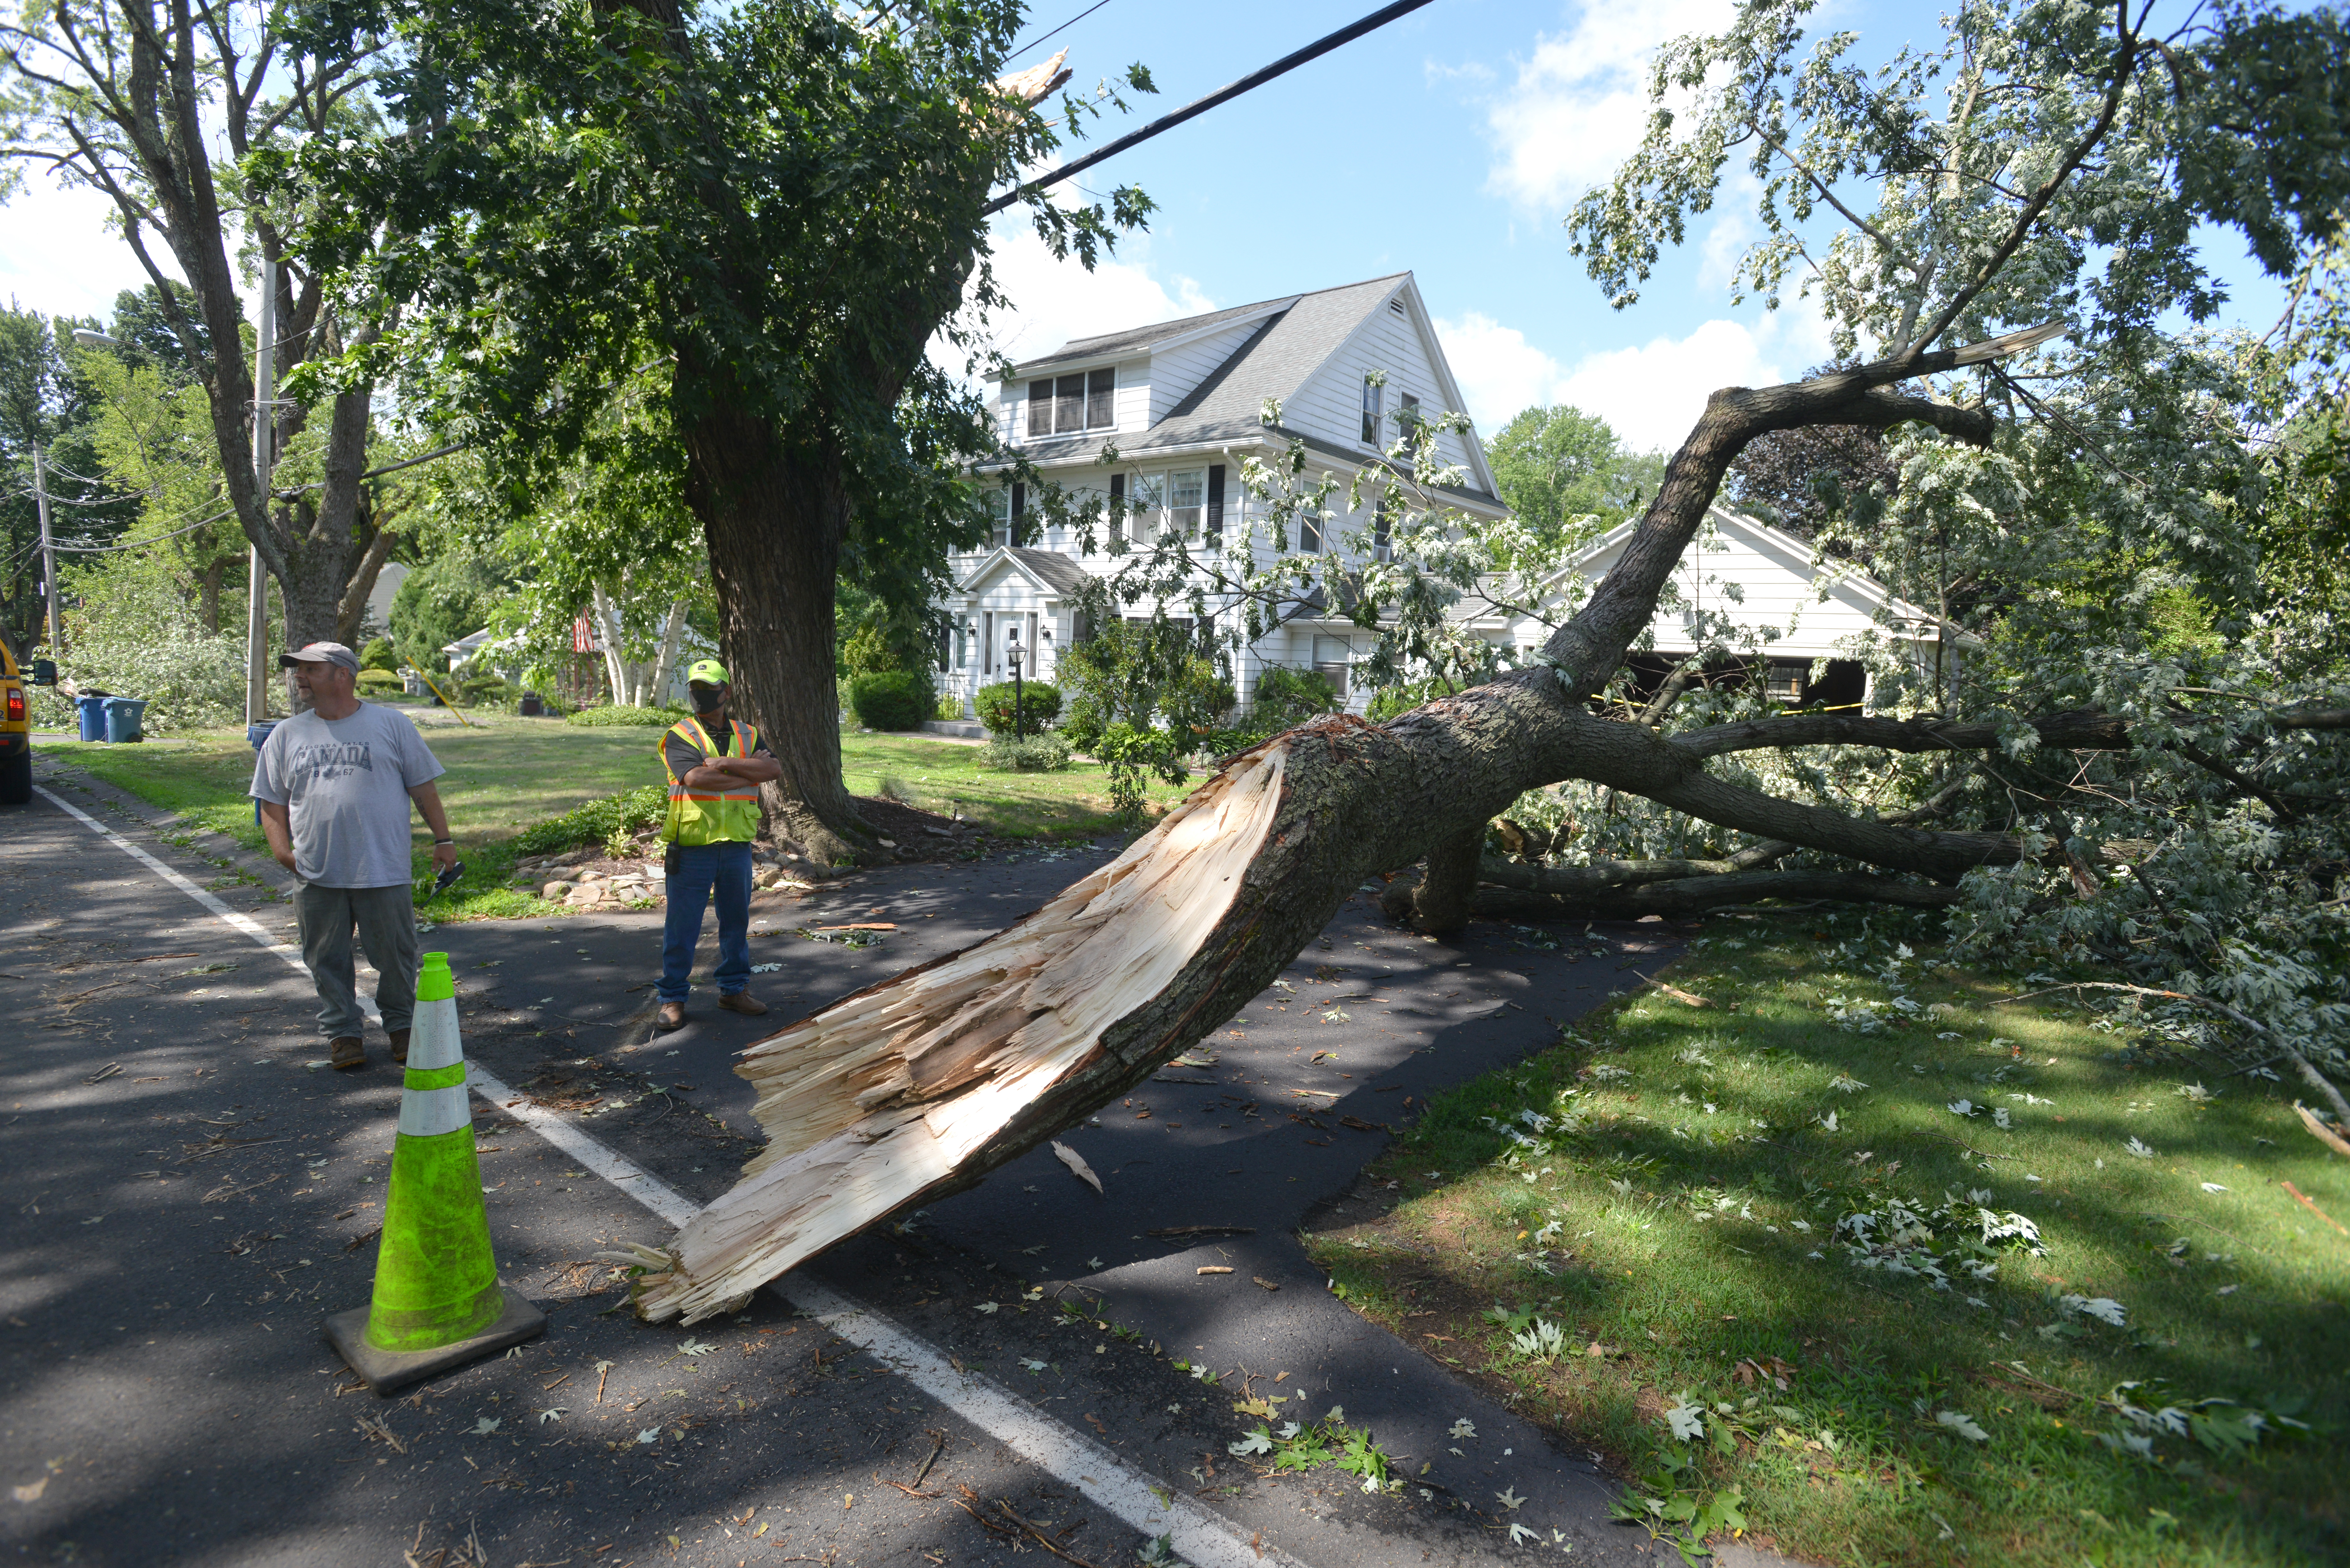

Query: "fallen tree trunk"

xmin=619 ymin=325 xmax=2095 ymax=1319
xmin=1463 ymin=869 xmax=1969 ymax=922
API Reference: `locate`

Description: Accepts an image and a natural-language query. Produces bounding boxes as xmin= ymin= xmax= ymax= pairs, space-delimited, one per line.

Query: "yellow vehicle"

xmin=0 ymin=643 xmax=29 ymax=805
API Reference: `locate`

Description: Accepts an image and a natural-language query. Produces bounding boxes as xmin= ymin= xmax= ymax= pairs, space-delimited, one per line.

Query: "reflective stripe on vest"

xmin=660 ymin=716 xmax=763 ymax=845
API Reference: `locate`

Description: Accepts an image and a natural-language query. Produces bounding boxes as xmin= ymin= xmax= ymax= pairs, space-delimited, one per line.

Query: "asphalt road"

xmin=2 ymin=755 xmax=1765 ymax=1568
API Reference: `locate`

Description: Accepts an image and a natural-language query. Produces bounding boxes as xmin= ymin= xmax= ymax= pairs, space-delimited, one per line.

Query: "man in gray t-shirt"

xmin=250 ymin=642 xmax=459 ymax=1072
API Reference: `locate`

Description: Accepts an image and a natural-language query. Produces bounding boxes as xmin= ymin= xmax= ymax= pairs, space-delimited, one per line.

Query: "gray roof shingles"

xmin=1007 ymin=547 xmax=1094 ymax=595
xmin=996 ymin=272 xmax=1502 ymax=509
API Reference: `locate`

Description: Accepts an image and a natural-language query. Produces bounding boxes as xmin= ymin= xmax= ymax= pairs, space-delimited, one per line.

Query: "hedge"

xmin=975 ymin=680 xmax=1061 ymax=733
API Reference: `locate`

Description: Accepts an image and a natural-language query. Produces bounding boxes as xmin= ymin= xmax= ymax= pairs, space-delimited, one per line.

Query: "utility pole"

xmin=246 ymin=257 xmax=276 ymax=726
xmin=32 ymin=440 xmax=61 ymax=655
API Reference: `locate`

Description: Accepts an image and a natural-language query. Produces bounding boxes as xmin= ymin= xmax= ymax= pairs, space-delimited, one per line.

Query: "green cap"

xmin=686 ymin=658 xmax=729 ymax=686
xmin=416 ymin=951 xmax=454 ymax=1002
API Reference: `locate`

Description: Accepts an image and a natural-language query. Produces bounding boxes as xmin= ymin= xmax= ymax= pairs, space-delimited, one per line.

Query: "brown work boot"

xmin=655 ymin=1001 xmax=687 ymax=1032
xmin=717 ymin=991 xmax=769 ymax=1017
xmin=329 ymin=1035 xmax=366 ymax=1071
xmin=388 ymin=1029 xmax=410 ymax=1066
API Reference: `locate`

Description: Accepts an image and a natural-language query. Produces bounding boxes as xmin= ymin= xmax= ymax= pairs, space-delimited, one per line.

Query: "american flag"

xmin=572 ymin=612 xmax=595 ymax=654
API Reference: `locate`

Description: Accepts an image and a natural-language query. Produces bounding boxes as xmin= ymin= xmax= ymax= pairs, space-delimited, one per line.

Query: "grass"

xmin=33 ymin=716 xmax=1187 ymax=919
xmin=837 ymin=730 xmax=1191 ymax=837
xmin=1304 ymin=910 xmax=2347 ymax=1567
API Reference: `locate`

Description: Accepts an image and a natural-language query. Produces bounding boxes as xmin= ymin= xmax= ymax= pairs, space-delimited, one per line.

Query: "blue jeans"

xmin=659 ymin=841 xmax=753 ymax=1003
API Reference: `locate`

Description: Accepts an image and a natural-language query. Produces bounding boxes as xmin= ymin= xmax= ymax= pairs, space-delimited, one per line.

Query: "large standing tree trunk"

xmin=680 ymin=408 xmax=877 ymax=867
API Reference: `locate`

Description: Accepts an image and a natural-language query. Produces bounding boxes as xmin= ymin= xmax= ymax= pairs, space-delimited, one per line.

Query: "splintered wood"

xmin=625 ymin=743 xmax=1291 ymax=1322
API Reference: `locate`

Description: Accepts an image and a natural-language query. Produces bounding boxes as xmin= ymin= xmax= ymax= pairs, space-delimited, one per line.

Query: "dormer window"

xmin=1027 ymin=367 xmax=1116 ymax=437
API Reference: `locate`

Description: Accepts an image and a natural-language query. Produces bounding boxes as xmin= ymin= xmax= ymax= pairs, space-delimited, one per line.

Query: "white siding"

xmin=1284 ymin=296 xmax=1476 ymax=475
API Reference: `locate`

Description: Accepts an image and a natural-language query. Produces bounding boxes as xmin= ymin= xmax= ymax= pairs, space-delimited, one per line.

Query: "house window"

xmin=1395 ymin=393 xmax=1420 ymax=449
xmin=1766 ymin=661 xmax=1808 ymax=704
xmin=1313 ymin=636 xmax=1353 ymax=698
xmin=1169 ymin=468 xmax=1205 ymax=536
xmin=1129 ymin=472 xmax=1165 ymax=544
xmin=1360 ymin=375 xmax=1384 ymax=444
xmin=1027 ymin=367 xmax=1117 ymax=437
xmin=1373 ymin=496 xmax=1392 ymax=562
xmin=987 ymin=488 xmax=1013 ymax=548
xmin=1298 ymin=506 xmax=1322 ymax=553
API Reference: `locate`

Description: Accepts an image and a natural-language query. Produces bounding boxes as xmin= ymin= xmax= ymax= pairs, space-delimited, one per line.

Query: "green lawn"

xmin=837 ymin=731 xmax=1191 ymax=835
xmin=1306 ymin=912 xmax=2347 ymax=1567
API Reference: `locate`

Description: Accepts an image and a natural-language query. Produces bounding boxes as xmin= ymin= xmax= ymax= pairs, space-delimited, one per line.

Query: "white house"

xmin=938 ymin=271 xmax=1510 ymax=717
xmin=1455 ymin=505 xmax=1959 ymax=710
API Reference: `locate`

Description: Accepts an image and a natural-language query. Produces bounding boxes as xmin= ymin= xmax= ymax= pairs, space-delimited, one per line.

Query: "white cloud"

xmin=0 ymin=173 xmax=180 ymax=320
xmin=1437 ymin=299 xmax=1830 ymax=454
xmin=1482 ymin=0 xmax=1736 ymax=212
xmin=961 ymin=224 xmax=1214 ymax=372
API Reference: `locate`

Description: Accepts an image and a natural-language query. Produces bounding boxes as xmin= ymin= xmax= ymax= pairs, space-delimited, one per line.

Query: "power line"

xmin=1004 ymin=0 xmax=1115 ymax=65
xmin=982 ymin=0 xmax=1437 ymax=216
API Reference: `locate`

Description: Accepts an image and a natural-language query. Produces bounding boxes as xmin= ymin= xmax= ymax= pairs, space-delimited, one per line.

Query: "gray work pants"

xmin=294 ymin=882 xmax=420 ymax=1040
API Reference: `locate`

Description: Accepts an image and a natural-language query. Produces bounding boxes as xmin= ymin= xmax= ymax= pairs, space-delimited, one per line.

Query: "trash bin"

xmin=519 ymin=691 xmax=544 ymax=717
xmin=75 ymin=694 xmax=109 ymax=742
xmin=248 ymin=720 xmax=279 ymax=824
xmin=102 ymin=697 xmax=148 ymax=743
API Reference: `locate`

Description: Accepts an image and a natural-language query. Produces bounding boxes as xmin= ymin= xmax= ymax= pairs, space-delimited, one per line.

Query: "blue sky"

xmin=2 ymin=0 xmax=2289 ymax=454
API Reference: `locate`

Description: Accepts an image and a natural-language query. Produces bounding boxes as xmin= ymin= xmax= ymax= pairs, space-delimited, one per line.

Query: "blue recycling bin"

xmin=248 ymin=720 xmax=279 ymax=824
xmin=102 ymin=697 xmax=148 ymax=743
xmin=75 ymin=694 xmax=108 ymax=742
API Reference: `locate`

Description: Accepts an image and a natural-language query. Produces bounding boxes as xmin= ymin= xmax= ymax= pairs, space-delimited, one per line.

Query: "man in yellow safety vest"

xmin=655 ymin=659 xmax=783 ymax=1032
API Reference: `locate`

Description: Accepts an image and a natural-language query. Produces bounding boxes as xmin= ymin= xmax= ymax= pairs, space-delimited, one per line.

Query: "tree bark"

xmin=679 ymin=410 xmax=876 ymax=866
xmin=1465 ymin=870 xmax=1967 ymax=923
xmin=1383 ymin=825 xmax=1485 ymax=934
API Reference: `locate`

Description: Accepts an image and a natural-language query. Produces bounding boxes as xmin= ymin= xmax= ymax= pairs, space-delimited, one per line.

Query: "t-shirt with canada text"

xmin=249 ymin=702 xmax=446 ymax=887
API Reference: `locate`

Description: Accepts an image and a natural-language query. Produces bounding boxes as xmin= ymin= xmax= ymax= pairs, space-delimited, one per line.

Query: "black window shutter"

xmin=1027 ymin=382 xmax=1052 ymax=438
xmin=1206 ymin=465 xmax=1224 ymax=539
xmin=1010 ymin=482 xmax=1025 ymax=546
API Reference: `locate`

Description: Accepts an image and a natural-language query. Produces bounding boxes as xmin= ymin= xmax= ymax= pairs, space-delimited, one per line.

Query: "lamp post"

xmin=1006 ymin=625 xmax=1024 ymax=741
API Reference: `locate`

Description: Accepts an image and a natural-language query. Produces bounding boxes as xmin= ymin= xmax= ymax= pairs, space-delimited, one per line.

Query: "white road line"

xmin=474 ymin=1067 xmax=1300 ymax=1568
xmin=33 ymin=783 xmax=382 ymax=1025
xmin=46 ymin=784 xmax=1292 ymax=1568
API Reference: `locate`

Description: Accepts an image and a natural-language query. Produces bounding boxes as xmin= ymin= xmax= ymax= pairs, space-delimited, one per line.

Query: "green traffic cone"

xmin=324 ymin=951 xmax=544 ymax=1394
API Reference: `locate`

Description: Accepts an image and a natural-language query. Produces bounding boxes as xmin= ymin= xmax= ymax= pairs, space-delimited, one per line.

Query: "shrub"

xmin=848 ymin=669 xmax=929 ymax=730
xmin=360 ymin=637 xmax=399 ymax=672
xmin=566 ymin=703 xmax=690 ymax=728
xmin=513 ymin=783 xmax=669 ymax=855
xmin=1162 ymin=659 xmax=1235 ymax=735
xmin=356 ymin=668 xmax=405 ymax=693
xmin=975 ymin=680 xmax=1062 ymax=733
xmin=978 ymin=732 xmax=1073 ymax=772
xmin=1366 ymin=676 xmax=1455 ymax=723
xmin=1095 ymin=721 xmax=1187 ymax=822
xmin=1249 ymin=665 xmax=1339 ymax=728
xmin=1060 ymin=705 xmax=1104 ymax=752
xmin=934 ymin=692 xmax=964 ymax=721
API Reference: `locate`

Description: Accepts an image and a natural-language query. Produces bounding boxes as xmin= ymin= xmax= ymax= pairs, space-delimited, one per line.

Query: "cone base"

xmin=324 ymin=1293 xmax=548 ymax=1396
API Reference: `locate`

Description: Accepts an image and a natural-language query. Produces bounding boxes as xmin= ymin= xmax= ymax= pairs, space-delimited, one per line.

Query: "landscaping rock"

xmin=542 ymin=880 xmax=575 ymax=899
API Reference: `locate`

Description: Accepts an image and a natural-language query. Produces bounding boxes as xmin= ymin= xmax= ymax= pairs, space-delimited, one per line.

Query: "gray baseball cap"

xmin=279 ymin=641 xmax=360 ymax=674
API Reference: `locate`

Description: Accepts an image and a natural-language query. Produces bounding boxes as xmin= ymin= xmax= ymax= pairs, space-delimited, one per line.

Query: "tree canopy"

xmin=276 ymin=0 xmax=1147 ymax=857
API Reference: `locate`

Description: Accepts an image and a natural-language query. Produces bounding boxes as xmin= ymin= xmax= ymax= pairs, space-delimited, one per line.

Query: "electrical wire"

xmin=1004 ymin=0 xmax=1114 ymax=65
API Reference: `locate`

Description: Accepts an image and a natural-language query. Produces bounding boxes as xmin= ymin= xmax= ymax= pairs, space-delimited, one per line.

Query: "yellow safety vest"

xmin=659 ymin=716 xmax=764 ymax=845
